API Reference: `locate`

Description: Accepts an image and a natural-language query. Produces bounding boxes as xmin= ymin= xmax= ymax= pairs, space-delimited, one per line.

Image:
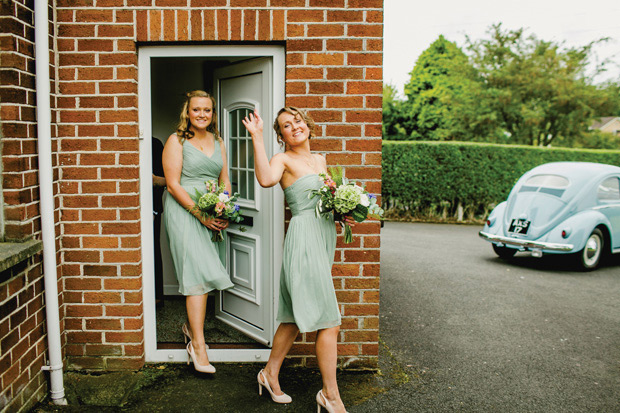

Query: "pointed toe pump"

xmin=257 ymin=369 xmax=292 ymax=404
xmin=186 ymin=341 xmax=215 ymax=374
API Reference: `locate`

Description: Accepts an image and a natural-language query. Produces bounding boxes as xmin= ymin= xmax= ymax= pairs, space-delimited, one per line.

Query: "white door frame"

xmin=137 ymin=45 xmax=285 ymax=363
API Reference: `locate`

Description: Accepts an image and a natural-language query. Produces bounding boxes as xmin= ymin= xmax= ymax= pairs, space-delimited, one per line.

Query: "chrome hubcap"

xmin=583 ymin=234 xmax=601 ymax=267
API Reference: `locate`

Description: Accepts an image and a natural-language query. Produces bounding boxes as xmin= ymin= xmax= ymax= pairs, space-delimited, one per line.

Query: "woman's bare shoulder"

xmin=217 ymin=133 xmax=226 ymax=148
xmin=166 ymin=133 xmax=183 ymax=145
xmin=271 ymin=152 xmax=287 ymax=163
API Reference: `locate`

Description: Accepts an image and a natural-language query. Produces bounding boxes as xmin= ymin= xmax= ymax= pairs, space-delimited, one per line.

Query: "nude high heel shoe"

xmin=316 ymin=390 xmax=348 ymax=413
xmin=257 ymin=369 xmax=292 ymax=404
xmin=182 ymin=322 xmax=193 ymax=343
xmin=186 ymin=341 xmax=215 ymax=374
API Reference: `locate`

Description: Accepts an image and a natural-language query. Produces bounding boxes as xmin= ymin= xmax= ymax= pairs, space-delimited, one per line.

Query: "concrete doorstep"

xmin=32 ymin=341 xmax=408 ymax=413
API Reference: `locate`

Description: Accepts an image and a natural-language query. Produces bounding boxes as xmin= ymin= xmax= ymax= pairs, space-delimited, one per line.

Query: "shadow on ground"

xmin=483 ymin=249 xmax=620 ymax=274
xmin=32 ymin=339 xmax=412 ymax=413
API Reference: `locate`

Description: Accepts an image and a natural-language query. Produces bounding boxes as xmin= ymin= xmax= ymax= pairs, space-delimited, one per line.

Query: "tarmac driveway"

xmin=33 ymin=222 xmax=620 ymax=413
xmin=353 ymin=222 xmax=620 ymax=412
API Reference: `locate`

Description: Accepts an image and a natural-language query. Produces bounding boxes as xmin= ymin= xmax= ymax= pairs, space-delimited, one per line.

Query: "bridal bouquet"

xmin=192 ymin=180 xmax=245 ymax=242
xmin=309 ymin=167 xmax=384 ymax=244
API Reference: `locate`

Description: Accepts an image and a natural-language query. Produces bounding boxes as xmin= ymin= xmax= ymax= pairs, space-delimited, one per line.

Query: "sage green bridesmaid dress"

xmin=277 ymin=173 xmax=341 ymax=333
xmin=163 ymin=138 xmax=234 ymax=295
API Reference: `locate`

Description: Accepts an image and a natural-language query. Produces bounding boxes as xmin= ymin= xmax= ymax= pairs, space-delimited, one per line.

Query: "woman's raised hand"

xmin=241 ymin=110 xmax=283 ymax=188
xmin=242 ymin=111 xmax=263 ymax=139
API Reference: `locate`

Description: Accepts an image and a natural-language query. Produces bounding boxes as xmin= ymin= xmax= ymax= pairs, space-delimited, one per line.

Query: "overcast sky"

xmin=383 ymin=0 xmax=620 ymax=95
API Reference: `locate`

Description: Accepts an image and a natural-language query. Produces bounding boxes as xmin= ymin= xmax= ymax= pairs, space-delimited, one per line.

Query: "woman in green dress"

xmin=242 ymin=107 xmax=348 ymax=413
xmin=162 ymin=90 xmax=234 ymax=374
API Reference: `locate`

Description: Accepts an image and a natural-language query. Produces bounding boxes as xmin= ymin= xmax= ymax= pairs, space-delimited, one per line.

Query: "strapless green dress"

xmin=277 ymin=174 xmax=341 ymax=333
xmin=163 ymin=139 xmax=234 ymax=296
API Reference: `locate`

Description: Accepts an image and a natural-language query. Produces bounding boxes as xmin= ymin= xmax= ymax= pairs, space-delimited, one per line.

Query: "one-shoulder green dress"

xmin=277 ymin=174 xmax=341 ymax=333
xmin=163 ymin=139 xmax=234 ymax=296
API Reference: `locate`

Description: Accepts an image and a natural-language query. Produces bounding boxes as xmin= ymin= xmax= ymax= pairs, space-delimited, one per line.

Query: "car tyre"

xmin=577 ymin=228 xmax=604 ymax=271
xmin=492 ymin=244 xmax=517 ymax=259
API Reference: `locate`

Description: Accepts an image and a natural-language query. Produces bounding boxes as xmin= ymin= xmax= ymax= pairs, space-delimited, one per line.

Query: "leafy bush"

xmin=382 ymin=141 xmax=620 ymax=221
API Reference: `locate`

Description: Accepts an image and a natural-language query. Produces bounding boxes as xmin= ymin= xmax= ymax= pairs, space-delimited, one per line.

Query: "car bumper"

xmin=479 ymin=231 xmax=574 ymax=252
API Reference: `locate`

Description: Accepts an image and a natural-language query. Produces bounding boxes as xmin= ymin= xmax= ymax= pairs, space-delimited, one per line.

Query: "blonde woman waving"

xmin=243 ymin=107 xmax=348 ymax=413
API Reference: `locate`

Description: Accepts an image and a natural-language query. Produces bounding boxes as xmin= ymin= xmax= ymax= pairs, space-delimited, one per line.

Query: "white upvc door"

xmin=214 ymin=57 xmax=278 ymax=346
xmin=138 ymin=45 xmax=285 ymax=363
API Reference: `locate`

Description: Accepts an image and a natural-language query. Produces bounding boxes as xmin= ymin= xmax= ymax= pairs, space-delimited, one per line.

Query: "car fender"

xmin=540 ymin=210 xmax=613 ymax=253
xmin=482 ymin=201 xmax=508 ymax=236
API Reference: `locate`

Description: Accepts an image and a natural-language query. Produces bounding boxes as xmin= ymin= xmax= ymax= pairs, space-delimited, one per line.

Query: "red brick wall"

xmin=56 ymin=0 xmax=383 ymax=370
xmin=283 ymin=3 xmax=383 ymax=368
xmin=56 ymin=1 xmax=144 ymax=371
xmin=0 ymin=257 xmax=48 ymax=413
xmin=0 ymin=1 xmax=56 ymax=411
xmin=1 ymin=0 xmax=48 ymax=242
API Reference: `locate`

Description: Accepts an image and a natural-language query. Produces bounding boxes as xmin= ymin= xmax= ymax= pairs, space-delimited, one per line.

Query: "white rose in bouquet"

xmin=360 ymin=193 xmax=370 ymax=207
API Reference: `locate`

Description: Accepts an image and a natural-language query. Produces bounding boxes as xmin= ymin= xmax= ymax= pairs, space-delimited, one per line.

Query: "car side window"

xmin=597 ymin=177 xmax=620 ymax=201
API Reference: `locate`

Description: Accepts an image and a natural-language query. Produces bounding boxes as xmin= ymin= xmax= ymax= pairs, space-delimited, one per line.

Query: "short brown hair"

xmin=273 ymin=107 xmax=316 ymax=146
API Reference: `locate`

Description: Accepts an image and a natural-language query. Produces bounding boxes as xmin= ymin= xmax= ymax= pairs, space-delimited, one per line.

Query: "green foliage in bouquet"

xmin=191 ymin=180 xmax=245 ymax=242
xmin=328 ymin=166 xmax=344 ymax=186
xmin=309 ymin=166 xmax=384 ymax=243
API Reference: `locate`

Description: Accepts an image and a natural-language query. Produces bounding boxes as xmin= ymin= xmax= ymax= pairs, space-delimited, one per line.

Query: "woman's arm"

xmin=242 ymin=111 xmax=285 ymax=188
xmin=152 ymin=174 xmax=167 ymax=188
xmin=162 ymin=135 xmax=227 ymax=231
xmin=162 ymin=134 xmax=193 ymax=208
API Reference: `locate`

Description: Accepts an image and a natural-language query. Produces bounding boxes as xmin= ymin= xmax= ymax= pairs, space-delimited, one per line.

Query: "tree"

xmin=573 ymin=129 xmax=620 ymax=149
xmin=384 ymin=26 xmax=620 ymax=147
xmin=402 ymin=35 xmax=476 ymax=141
xmin=382 ymin=83 xmax=408 ymax=140
xmin=462 ymin=24 xmax=620 ymax=147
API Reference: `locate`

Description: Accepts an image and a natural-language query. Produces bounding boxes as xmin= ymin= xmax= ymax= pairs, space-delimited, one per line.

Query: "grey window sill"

xmin=0 ymin=239 xmax=43 ymax=274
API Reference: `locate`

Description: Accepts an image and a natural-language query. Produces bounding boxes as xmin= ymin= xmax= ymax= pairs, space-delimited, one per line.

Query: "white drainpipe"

xmin=35 ymin=0 xmax=67 ymax=405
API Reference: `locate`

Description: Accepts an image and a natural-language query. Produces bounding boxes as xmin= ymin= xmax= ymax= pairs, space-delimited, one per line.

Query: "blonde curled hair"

xmin=176 ymin=90 xmax=221 ymax=142
xmin=273 ymin=106 xmax=316 ymax=147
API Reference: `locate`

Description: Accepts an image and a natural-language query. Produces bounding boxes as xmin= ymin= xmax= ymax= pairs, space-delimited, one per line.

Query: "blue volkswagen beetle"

xmin=479 ymin=162 xmax=620 ymax=270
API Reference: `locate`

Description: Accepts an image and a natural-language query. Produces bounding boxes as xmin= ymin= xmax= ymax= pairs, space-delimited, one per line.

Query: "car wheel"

xmin=492 ymin=244 xmax=517 ymax=259
xmin=577 ymin=228 xmax=604 ymax=271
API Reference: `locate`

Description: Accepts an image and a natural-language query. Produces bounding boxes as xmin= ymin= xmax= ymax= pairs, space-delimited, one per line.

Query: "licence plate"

xmin=509 ymin=219 xmax=530 ymax=234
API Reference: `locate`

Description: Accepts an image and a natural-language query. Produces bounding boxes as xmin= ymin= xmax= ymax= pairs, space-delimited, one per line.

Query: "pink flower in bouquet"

xmin=309 ymin=167 xmax=384 ymax=244
xmin=215 ymin=202 xmax=226 ymax=214
xmin=192 ymin=179 xmax=246 ymax=242
xmin=325 ymin=177 xmax=337 ymax=191
xmin=206 ymin=181 xmax=218 ymax=193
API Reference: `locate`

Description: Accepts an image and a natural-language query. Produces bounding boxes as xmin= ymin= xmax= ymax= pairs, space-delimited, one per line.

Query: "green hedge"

xmin=382 ymin=141 xmax=620 ymax=220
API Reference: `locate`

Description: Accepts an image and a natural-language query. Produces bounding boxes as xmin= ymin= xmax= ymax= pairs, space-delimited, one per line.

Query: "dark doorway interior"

xmin=156 ymin=296 xmax=264 ymax=349
xmin=150 ymin=56 xmax=266 ymax=350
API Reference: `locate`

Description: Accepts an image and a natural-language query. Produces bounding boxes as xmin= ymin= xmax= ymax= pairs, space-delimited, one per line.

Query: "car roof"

xmin=524 ymin=162 xmax=620 ymax=182
xmin=515 ymin=162 xmax=620 ymax=201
